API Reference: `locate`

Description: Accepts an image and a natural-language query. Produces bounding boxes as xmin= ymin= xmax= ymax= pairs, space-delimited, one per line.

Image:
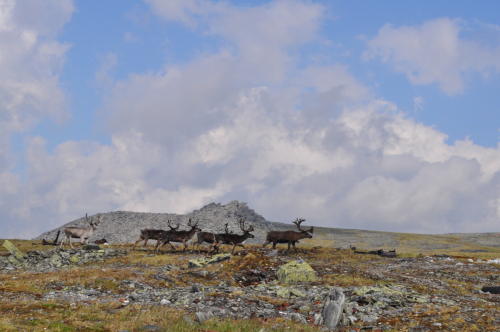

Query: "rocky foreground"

xmin=2 ymin=239 xmax=500 ymax=331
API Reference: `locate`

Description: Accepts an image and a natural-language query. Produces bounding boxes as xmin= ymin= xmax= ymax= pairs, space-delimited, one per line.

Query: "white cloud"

xmin=364 ymin=18 xmax=500 ymax=95
xmin=94 ymin=52 xmax=118 ymax=89
xmin=413 ymin=96 xmax=424 ymax=112
xmin=123 ymin=31 xmax=141 ymax=43
xmin=0 ymin=0 xmax=73 ymax=145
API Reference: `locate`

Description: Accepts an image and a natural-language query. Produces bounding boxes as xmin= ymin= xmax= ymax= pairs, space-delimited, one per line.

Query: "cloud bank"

xmin=2 ymin=1 xmax=500 ymax=239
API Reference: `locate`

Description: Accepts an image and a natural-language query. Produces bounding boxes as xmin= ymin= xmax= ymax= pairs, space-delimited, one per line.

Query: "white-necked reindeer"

xmin=60 ymin=213 xmax=101 ymax=248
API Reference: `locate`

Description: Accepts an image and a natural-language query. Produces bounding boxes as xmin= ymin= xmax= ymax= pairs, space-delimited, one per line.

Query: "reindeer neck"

xmin=187 ymin=227 xmax=198 ymax=236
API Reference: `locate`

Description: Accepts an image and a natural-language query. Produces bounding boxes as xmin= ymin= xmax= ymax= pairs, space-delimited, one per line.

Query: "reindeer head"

xmin=293 ymin=218 xmax=313 ymax=238
xmin=239 ymin=218 xmax=255 ymax=238
xmin=187 ymin=218 xmax=202 ymax=232
xmin=86 ymin=213 xmax=101 ymax=230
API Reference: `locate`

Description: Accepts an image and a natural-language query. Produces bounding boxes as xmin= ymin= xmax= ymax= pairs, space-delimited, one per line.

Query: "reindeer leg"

xmin=231 ymin=243 xmax=236 ymax=255
xmin=272 ymin=242 xmax=277 ymax=249
xmin=153 ymin=240 xmax=161 ymax=256
xmin=133 ymin=236 xmax=144 ymax=252
xmin=206 ymin=241 xmax=216 ymax=256
xmin=182 ymin=239 xmax=188 ymax=251
xmin=292 ymin=242 xmax=298 ymax=254
xmin=284 ymin=241 xmax=291 ymax=254
xmin=69 ymin=236 xmax=75 ymax=249
xmin=262 ymin=240 xmax=270 ymax=248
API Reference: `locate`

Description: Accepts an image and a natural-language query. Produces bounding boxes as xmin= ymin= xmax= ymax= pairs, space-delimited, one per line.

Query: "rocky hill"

xmin=33 ymin=200 xmax=289 ymax=245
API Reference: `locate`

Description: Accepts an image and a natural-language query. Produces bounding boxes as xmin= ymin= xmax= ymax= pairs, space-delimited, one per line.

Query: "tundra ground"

xmin=1 ymin=238 xmax=500 ymax=331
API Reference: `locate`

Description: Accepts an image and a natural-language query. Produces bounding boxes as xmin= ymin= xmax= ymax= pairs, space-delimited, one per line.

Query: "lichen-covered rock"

xmin=188 ymin=253 xmax=231 ymax=268
xmin=3 ymin=240 xmax=25 ymax=261
xmin=276 ymin=260 xmax=316 ymax=284
xmin=276 ymin=287 xmax=306 ymax=299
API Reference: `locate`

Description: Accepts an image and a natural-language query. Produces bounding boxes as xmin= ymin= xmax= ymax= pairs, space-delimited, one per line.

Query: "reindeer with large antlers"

xmin=60 ymin=213 xmax=101 ymax=249
xmin=208 ymin=218 xmax=255 ymax=255
xmin=262 ymin=218 xmax=313 ymax=254
xmin=154 ymin=219 xmax=201 ymax=254
xmin=132 ymin=221 xmax=179 ymax=252
xmin=191 ymin=222 xmax=230 ymax=254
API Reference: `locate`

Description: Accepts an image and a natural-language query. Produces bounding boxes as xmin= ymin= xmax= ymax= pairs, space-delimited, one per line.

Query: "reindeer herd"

xmin=60 ymin=214 xmax=314 ymax=256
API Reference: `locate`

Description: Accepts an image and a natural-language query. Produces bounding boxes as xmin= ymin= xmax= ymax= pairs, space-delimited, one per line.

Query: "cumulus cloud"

xmin=364 ymin=18 xmax=500 ymax=95
xmin=0 ymin=0 xmax=73 ymax=160
xmin=94 ymin=52 xmax=118 ymax=89
xmin=0 ymin=0 xmax=73 ymax=238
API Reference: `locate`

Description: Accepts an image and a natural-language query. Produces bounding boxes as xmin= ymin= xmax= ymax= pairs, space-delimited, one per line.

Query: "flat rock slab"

xmin=277 ymin=259 xmax=317 ymax=284
xmin=188 ymin=253 xmax=231 ymax=268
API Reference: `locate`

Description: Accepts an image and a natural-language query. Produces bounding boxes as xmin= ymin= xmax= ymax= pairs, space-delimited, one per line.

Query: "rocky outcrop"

xmin=0 ymin=246 xmax=127 ymax=271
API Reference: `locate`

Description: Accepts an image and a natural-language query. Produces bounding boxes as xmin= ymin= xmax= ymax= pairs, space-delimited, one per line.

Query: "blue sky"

xmin=1 ymin=0 xmax=500 ymax=239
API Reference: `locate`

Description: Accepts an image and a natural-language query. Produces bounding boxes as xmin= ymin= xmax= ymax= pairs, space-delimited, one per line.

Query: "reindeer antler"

xmin=94 ymin=214 xmax=101 ymax=226
xmin=187 ymin=218 xmax=199 ymax=228
xmin=85 ymin=213 xmax=91 ymax=225
xmin=293 ymin=218 xmax=308 ymax=231
xmin=167 ymin=220 xmax=180 ymax=230
xmin=238 ymin=218 xmax=254 ymax=233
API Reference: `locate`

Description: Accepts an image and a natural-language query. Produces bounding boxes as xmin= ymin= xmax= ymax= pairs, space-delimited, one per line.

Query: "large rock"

xmin=188 ymin=253 xmax=231 ymax=268
xmin=3 ymin=240 xmax=25 ymax=262
xmin=321 ymin=287 xmax=345 ymax=330
xmin=276 ymin=259 xmax=317 ymax=284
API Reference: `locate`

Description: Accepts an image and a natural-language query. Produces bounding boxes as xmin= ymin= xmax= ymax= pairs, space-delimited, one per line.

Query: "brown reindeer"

xmin=191 ymin=223 xmax=231 ymax=254
xmin=262 ymin=218 xmax=313 ymax=254
xmin=209 ymin=218 xmax=255 ymax=255
xmin=132 ymin=221 xmax=179 ymax=252
xmin=154 ymin=219 xmax=201 ymax=254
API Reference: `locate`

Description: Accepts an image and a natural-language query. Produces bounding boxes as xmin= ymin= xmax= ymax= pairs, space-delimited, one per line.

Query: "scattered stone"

xmin=195 ymin=311 xmax=214 ymax=323
xmin=81 ymin=244 xmax=101 ymax=251
xmin=140 ymin=324 xmax=163 ymax=331
xmin=188 ymin=253 xmax=231 ymax=268
xmin=290 ymin=313 xmax=307 ymax=324
xmin=276 ymin=259 xmax=317 ymax=283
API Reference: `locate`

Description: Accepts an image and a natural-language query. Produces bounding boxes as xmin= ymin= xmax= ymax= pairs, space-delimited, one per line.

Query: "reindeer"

xmin=154 ymin=219 xmax=201 ymax=254
xmin=191 ymin=223 xmax=231 ymax=254
xmin=60 ymin=213 xmax=101 ymax=249
xmin=209 ymin=218 xmax=255 ymax=255
xmin=262 ymin=218 xmax=313 ymax=254
xmin=132 ymin=221 xmax=180 ymax=252
xmin=94 ymin=238 xmax=108 ymax=244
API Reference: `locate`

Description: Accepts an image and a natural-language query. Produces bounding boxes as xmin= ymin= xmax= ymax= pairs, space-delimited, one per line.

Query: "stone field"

xmin=1 ymin=237 xmax=500 ymax=331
